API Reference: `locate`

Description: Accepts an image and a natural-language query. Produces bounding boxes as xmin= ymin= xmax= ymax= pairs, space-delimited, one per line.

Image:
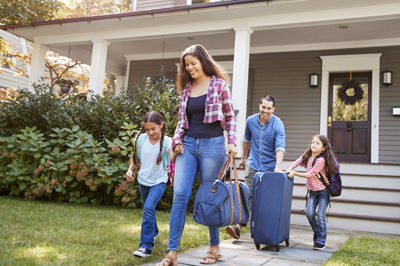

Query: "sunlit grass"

xmin=0 ymin=196 xmax=248 ymax=266
xmin=324 ymin=237 xmax=400 ymax=266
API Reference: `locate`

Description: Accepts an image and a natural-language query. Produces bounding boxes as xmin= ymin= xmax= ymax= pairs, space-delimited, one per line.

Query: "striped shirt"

xmin=292 ymin=156 xmax=330 ymax=191
xmin=172 ymin=76 xmax=237 ymax=148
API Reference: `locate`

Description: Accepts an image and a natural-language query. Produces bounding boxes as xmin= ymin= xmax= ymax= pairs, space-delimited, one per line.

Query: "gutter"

xmin=0 ymin=0 xmax=275 ymax=30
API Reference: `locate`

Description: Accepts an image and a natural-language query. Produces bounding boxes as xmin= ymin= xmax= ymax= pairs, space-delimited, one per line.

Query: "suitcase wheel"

xmin=275 ymin=244 xmax=280 ymax=252
xmin=255 ymin=243 xmax=260 ymax=250
xmin=285 ymin=239 xmax=289 ymax=247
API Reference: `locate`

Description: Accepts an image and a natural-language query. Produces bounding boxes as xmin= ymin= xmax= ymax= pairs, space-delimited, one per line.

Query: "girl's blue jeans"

xmin=306 ymin=189 xmax=329 ymax=246
xmin=139 ymin=182 xmax=166 ymax=251
xmin=167 ymin=136 xmax=226 ymax=251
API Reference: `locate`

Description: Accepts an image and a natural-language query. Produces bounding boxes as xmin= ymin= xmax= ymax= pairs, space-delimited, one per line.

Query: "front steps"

xmin=283 ymin=161 xmax=400 ymax=235
xmin=234 ymin=161 xmax=400 ymax=235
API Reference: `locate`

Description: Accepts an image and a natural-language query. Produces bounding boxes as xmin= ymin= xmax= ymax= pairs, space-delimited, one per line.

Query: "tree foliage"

xmin=0 ymin=0 xmax=61 ymax=25
xmin=55 ymin=0 xmax=131 ymax=18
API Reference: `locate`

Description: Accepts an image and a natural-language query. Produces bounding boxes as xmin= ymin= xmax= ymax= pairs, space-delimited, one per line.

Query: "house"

xmin=0 ymin=30 xmax=31 ymax=95
xmin=0 ymin=30 xmax=91 ymax=97
xmin=1 ymin=0 xmax=399 ymax=234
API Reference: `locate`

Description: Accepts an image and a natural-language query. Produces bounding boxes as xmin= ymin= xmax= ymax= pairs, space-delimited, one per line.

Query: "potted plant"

xmin=56 ymin=79 xmax=75 ymax=94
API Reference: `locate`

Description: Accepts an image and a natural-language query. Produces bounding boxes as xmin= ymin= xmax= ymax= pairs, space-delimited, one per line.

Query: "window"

xmin=1 ymin=54 xmax=16 ymax=71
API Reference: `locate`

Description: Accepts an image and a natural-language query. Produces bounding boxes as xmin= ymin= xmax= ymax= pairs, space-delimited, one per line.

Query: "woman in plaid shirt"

xmin=156 ymin=45 xmax=237 ymax=266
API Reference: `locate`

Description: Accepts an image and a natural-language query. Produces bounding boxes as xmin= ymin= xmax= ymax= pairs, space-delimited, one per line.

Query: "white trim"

xmin=320 ymin=54 xmax=381 ymax=163
xmin=250 ymin=38 xmax=400 ymax=55
xmin=88 ymin=40 xmax=110 ymax=97
xmin=131 ymin=0 xmax=137 ymax=11
xmin=232 ymin=27 xmax=253 ymax=157
xmin=28 ymin=43 xmax=48 ymax=92
xmin=115 ymin=75 xmax=125 ymax=96
xmin=124 ymin=60 xmax=130 ymax=90
xmin=124 ymin=37 xmax=400 ymax=61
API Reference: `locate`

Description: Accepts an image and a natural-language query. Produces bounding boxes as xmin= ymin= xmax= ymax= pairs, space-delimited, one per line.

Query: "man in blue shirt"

xmin=226 ymin=95 xmax=285 ymax=239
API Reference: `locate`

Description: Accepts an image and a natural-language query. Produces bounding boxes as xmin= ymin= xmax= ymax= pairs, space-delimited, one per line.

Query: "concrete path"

xmin=142 ymin=225 xmax=399 ymax=266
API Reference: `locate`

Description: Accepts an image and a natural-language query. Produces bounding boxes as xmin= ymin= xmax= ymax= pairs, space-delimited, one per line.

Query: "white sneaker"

xmin=133 ymin=247 xmax=152 ymax=257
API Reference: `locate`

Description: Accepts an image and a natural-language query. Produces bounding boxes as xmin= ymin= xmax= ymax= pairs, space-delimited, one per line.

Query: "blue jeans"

xmin=167 ymin=136 xmax=226 ymax=251
xmin=139 ymin=182 xmax=166 ymax=251
xmin=306 ymin=189 xmax=329 ymax=246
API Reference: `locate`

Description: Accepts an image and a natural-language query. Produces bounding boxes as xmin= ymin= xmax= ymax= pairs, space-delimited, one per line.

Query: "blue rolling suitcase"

xmin=250 ymin=172 xmax=294 ymax=251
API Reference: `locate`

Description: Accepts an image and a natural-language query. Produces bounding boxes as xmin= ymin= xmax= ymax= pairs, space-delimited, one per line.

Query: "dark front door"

xmin=328 ymin=72 xmax=372 ymax=163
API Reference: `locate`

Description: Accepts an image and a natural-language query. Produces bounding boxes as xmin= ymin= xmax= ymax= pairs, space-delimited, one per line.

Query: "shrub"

xmin=0 ymin=76 xmax=182 ymax=208
xmin=0 ymin=76 xmax=206 ymax=213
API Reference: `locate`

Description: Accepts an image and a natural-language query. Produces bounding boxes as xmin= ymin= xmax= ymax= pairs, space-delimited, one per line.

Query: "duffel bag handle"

xmin=215 ymin=154 xmax=243 ymax=225
xmin=230 ymin=156 xmax=242 ymax=225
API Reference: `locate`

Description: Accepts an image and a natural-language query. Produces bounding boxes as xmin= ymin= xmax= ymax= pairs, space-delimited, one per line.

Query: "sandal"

xmin=200 ymin=249 xmax=223 ymax=264
xmin=155 ymin=254 xmax=176 ymax=266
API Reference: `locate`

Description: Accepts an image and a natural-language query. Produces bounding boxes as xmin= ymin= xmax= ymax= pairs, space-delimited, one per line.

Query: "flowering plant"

xmin=337 ymin=80 xmax=364 ymax=105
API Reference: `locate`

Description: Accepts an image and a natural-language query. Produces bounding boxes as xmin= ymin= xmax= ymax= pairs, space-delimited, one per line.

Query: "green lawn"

xmin=324 ymin=236 xmax=400 ymax=266
xmin=0 ymin=196 xmax=245 ymax=266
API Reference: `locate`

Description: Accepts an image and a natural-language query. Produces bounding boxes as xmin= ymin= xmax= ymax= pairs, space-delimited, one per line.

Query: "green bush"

xmin=0 ymin=76 xmax=188 ymax=210
xmin=0 ymin=76 xmax=179 ymax=141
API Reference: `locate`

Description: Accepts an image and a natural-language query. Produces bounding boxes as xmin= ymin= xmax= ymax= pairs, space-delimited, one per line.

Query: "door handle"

xmin=347 ymin=122 xmax=353 ymax=132
xmin=328 ymin=116 xmax=332 ymax=127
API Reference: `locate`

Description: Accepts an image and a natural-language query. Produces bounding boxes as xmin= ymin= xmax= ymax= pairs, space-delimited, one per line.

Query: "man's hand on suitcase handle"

xmin=238 ymin=158 xmax=246 ymax=169
xmin=274 ymin=167 xmax=283 ymax=173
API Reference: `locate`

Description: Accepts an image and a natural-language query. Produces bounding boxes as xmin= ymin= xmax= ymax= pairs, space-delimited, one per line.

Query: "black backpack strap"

xmin=312 ymin=156 xmax=332 ymax=209
xmin=312 ymin=156 xmax=331 ymax=191
xmin=300 ymin=189 xmax=309 ymax=213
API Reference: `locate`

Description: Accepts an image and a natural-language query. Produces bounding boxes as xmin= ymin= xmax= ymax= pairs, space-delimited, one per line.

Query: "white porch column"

xmin=232 ymin=27 xmax=253 ymax=157
xmin=28 ymin=43 xmax=48 ymax=92
xmin=88 ymin=40 xmax=110 ymax=97
xmin=124 ymin=60 xmax=131 ymax=91
xmin=115 ymin=75 xmax=126 ymax=96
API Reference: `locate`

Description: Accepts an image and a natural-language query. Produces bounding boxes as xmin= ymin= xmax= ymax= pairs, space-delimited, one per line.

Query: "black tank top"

xmin=185 ymin=94 xmax=224 ymax=138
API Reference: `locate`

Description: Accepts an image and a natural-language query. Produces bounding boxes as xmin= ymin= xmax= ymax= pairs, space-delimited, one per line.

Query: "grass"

xmin=0 ymin=196 xmax=249 ymax=266
xmin=324 ymin=237 xmax=400 ymax=266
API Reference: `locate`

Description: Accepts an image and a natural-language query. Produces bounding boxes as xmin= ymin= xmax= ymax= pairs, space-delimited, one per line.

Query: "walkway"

xmin=142 ymin=225 xmax=398 ymax=266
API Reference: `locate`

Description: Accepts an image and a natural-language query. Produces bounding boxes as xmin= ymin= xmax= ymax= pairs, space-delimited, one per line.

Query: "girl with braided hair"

xmin=126 ymin=111 xmax=173 ymax=258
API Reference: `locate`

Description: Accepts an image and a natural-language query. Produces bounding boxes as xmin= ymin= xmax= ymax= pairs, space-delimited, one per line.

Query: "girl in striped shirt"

xmin=286 ymin=135 xmax=338 ymax=250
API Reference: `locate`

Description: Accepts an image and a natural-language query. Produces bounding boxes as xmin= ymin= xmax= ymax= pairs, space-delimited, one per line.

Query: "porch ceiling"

xmin=4 ymin=0 xmax=400 ymax=76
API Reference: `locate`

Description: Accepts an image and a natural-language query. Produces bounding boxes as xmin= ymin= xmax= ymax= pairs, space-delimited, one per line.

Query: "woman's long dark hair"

xmin=133 ymin=111 xmax=166 ymax=166
xmin=176 ymin=44 xmax=230 ymax=93
xmin=300 ymin=135 xmax=338 ymax=177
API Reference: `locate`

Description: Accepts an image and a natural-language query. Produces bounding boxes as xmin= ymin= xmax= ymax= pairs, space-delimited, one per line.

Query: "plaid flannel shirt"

xmin=172 ymin=76 xmax=237 ymax=148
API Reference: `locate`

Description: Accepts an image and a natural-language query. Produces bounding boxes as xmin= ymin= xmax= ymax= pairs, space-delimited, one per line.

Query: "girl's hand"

xmin=287 ymin=171 xmax=295 ymax=179
xmin=226 ymin=143 xmax=238 ymax=157
xmin=126 ymin=170 xmax=133 ymax=182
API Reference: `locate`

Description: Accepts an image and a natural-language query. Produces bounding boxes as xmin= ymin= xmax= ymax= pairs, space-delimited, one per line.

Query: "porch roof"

xmin=2 ymin=0 xmax=400 ymax=76
xmin=0 ymin=0 xmax=271 ymax=31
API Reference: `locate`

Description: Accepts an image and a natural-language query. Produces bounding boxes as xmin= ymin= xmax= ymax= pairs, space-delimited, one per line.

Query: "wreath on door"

xmin=337 ymin=79 xmax=364 ymax=105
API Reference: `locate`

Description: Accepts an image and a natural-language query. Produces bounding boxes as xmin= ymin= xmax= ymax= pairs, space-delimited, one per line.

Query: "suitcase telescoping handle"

xmin=216 ymin=154 xmax=242 ymax=225
xmin=261 ymin=172 xmax=292 ymax=181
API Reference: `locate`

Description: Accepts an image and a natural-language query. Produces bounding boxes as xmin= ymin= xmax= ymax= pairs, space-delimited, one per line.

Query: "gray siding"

xmin=379 ymin=46 xmax=400 ymax=164
xmin=136 ymin=0 xmax=181 ymax=11
xmin=249 ymin=52 xmax=322 ymax=161
xmin=0 ymin=31 xmax=31 ymax=90
xmin=128 ymin=46 xmax=400 ymax=164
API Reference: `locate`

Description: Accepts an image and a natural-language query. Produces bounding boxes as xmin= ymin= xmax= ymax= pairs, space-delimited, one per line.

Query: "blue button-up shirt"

xmin=244 ymin=113 xmax=285 ymax=172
